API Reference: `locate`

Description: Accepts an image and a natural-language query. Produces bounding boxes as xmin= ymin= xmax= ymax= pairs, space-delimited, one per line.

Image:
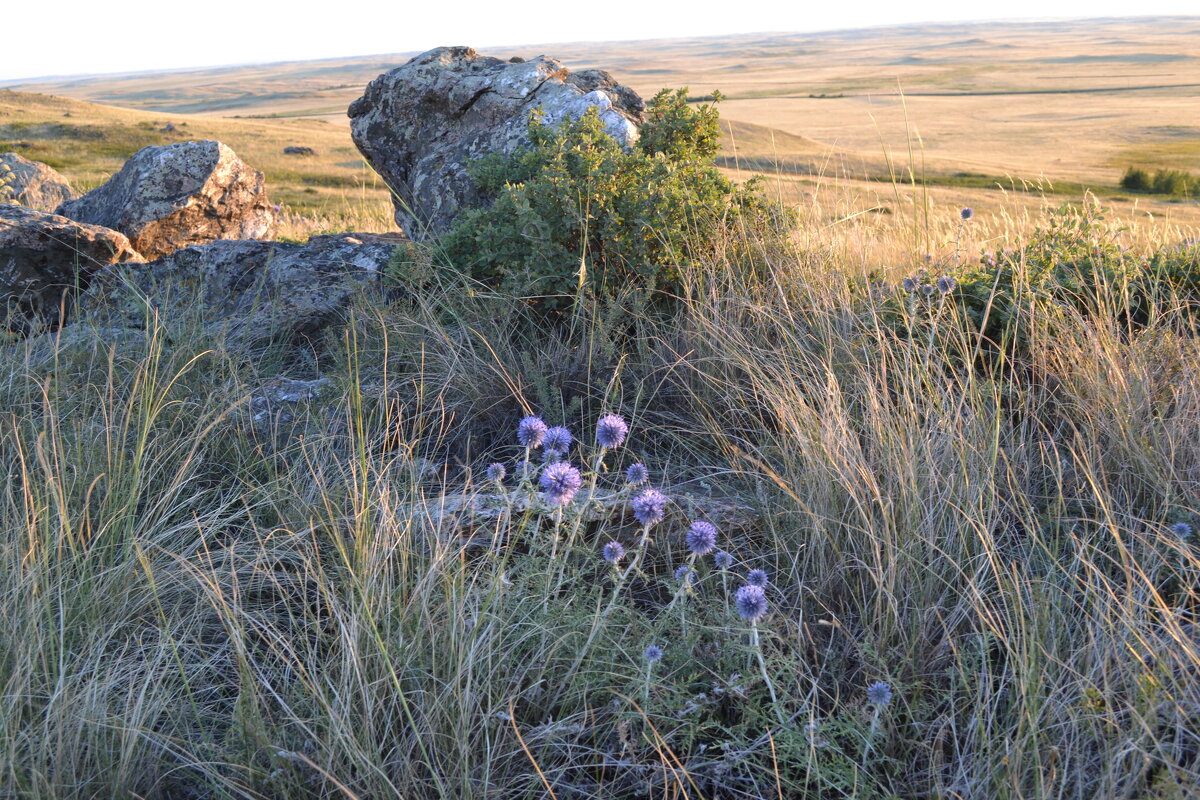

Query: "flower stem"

xmin=751 ymin=623 xmax=785 ymax=726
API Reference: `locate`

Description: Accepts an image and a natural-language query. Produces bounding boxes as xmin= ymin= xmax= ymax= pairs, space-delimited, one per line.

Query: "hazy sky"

xmin=4 ymin=0 xmax=1197 ymax=81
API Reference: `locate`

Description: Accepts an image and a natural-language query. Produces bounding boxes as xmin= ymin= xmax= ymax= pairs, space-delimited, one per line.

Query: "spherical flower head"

xmin=518 ymin=416 xmax=548 ymax=448
xmin=685 ymin=520 xmax=718 ymax=556
xmin=540 ymin=461 xmax=582 ymax=507
xmin=596 ymin=414 xmax=629 ymax=449
xmin=486 ymin=462 xmax=506 ymax=483
xmin=901 ymin=276 xmax=917 ymax=292
xmin=735 ymin=584 xmax=768 ymax=622
xmin=713 ymin=550 xmax=733 ymax=569
xmin=937 ymin=275 xmax=957 ymax=293
xmin=631 ymin=488 xmax=668 ymax=527
xmin=674 ymin=564 xmax=694 ymax=584
xmin=960 ymin=207 xmax=973 ymax=220
xmin=625 ymin=462 xmax=649 ymax=486
xmin=920 ymin=283 xmax=935 ymax=297
xmin=643 ymin=644 xmax=664 ymax=663
xmin=866 ymin=681 xmax=893 ymax=706
xmin=543 ymin=426 xmax=573 ymax=457
xmin=601 ymin=540 xmax=625 ymax=564
xmin=1172 ymin=521 xmax=1194 ymax=541
xmin=747 ymin=569 xmax=769 ymax=588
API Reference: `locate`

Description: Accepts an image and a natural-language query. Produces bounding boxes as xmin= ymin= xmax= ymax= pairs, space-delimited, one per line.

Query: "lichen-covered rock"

xmin=0 ymin=204 xmax=143 ymax=334
xmin=81 ymin=232 xmax=405 ymax=348
xmin=56 ymin=140 xmax=275 ymax=260
xmin=0 ymin=152 xmax=79 ymax=211
xmin=348 ymin=46 xmax=644 ymax=240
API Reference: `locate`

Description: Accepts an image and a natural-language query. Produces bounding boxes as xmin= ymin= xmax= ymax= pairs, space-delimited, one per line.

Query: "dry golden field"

xmin=4 ymin=15 xmax=1198 ymax=243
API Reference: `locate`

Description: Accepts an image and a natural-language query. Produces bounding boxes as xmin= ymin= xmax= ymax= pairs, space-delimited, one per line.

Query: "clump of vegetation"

xmin=885 ymin=205 xmax=1199 ymax=366
xmin=1121 ymin=165 xmax=1195 ymax=197
xmin=433 ymin=88 xmax=778 ymax=308
xmin=4 ymin=85 xmax=1200 ymax=799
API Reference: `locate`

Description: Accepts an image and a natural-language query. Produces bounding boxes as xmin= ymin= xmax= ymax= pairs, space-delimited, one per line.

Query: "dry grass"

xmin=1 ymin=180 xmax=1198 ymax=797
xmin=1 ymin=21 xmax=1199 ymax=797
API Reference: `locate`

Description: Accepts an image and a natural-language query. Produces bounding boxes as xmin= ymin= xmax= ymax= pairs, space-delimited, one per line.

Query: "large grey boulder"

xmin=348 ymin=46 xmax=644 ymax=240
xmin=1 ymin=152 xmax=79 ymax=211
xmin=0 ymin=204 xmax=143 ymax=334
xmin=56 ymin=140 xmax=275 ymax=260
xmin=82 ymin=232 xmax=405 ymax=348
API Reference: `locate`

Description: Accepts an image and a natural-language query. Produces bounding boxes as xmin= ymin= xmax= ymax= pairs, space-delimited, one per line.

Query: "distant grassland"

xmin=4 ymin=15 xmax=1200 ymax=237
xmin=0 ymin=91 xmax=393 ymax=236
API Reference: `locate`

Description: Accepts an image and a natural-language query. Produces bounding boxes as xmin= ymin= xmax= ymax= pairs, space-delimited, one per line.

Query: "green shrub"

xmin=1120 ymin=165 xmax=1194 ymax=197
xmin=935 ymin=205 xmax=1198 ymax=365
xmin=1121 ymin=166 xmax=1153 ymax=193
xmin=1152 ymin=168 xmax=1192 ymax=197
xmin=433 ymin=88 xmax=778 ymax=309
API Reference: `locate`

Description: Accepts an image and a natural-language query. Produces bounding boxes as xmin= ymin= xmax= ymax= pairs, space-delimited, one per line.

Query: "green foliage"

xmin=435 ymin=88 xmax=777 ymax=308
xmin=1121 ymin=165 xmax=1195 ymax=196
xmin=1121 ymin=166 xmax=1153 ymax=192
xmin=875 ymin=204 xmax=1199 ymax=367
xmin=947 ymin=205 xmax=1141 ymax=357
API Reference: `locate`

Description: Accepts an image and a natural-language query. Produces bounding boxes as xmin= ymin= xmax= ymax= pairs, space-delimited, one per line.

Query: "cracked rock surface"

xmin=56 ymin=140 xmax=275 ymax=260
xmin=80 ymin=232 xmax=404 ymax=349
xmin=1 ymin=152 xmax=79 ymax=211
xmin=349 ymin=46 xmax=644 ymax=240
xmin=0 ymin=204 xmax=143 ymax=334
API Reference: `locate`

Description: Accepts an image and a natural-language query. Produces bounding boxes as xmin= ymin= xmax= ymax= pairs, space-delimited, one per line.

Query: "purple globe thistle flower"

xmin=685 ymin=520 xmax=718 ymax=556
xmin=936 ymin=275 xmax=957 ymax=293
xmin=540 ymin=461 xmax=582 ymax=507
xmin=601 ymin=540 xmax=625 ymax=563
xmin=866 ymin=681 xmax=893 ymax=706
xmin=625 ymin=463 xmax=649 ymax=485
xmin=734 ymin=584 xmax=768 ymax=622
xmin=631 ymin=488 xmax=668 ymax=527
xmin=747 ymin=569 xmax=769 ymax=588
xmin=902 ymin=276 xmax=918 ymax=292
xmin=714 ymin=550 xmax=733 ymax=569
xmin=596 ymin=414 xmax=629 ymax=449
xmin=543 ymin=426 xmax=573 ymax=456
xmin=486 ymin=462 xmax=506 ymax=483
xmin=921 ymin=283 xmax=936 ymax=297
xmin=960 ymin=207 xmax=973 ymax=220
xmin=643 ymin=644 xmax=664 ymax=663
xmin=1172 ymin=521 xmax=1193 ymax=541
xmin=674 ymin=564 xmax=694 ymax=584
xmin=518 ymin=416 xmax=548 ymax=448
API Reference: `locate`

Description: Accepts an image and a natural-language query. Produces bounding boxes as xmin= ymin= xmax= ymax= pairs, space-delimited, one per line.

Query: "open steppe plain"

xmin=5 ymin=15 xmax=1199 ymax=249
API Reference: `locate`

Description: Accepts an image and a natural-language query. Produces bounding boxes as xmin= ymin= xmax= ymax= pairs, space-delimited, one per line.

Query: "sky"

xmin=4 ymin=0 xmax=1198 ymax=81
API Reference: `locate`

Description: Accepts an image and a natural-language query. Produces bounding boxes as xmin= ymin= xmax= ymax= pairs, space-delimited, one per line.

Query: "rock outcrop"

xmin=348 ymin=46 xmax=644 ymax=240
xmin=0 ymin=204 xmax=143 ymax=333
xmin=1 ymin=152 xmax=79 ymax=211
xmin=56 ymin=140 xmax=275 ymax=260
xmin=82 ymin=232 xmax=405 ymax=348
